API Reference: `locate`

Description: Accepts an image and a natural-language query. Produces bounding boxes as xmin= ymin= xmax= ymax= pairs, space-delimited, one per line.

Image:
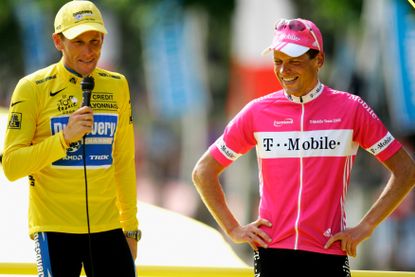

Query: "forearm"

xmin=3 ymin=132 xmax=68 ymax=181
xmin=359 ymin=149 xmax=415 ymax=230
xmin=115 ymin=155 xmax=138 ymax=230
xmin=192 ymin=156 xmax=240 ymax=235
xmin=360 ymin=173 xmax=414 ymax=230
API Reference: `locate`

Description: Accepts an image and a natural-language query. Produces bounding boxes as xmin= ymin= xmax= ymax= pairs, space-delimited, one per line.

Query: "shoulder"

xmin=20 ymin=63 xmax=59 ymax=87
xmin=230 ymin=90 xmax=284 ymax=123
xmin=322 ymin=86 xmax=363 ymax=105
xmin=94 ymin=67 xmax=127 ymax=83
xmin=322 ymin=86 xmax=378 ymax=119
xmin=14 ymin=63 xmax=59 ymax=96
xmin=247 ymin=90 xmax=285 ymax=109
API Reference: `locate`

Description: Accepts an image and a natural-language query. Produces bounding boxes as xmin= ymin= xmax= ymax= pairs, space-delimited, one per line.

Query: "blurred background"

xmin=0 ymin=0 xmax=414 ymax=271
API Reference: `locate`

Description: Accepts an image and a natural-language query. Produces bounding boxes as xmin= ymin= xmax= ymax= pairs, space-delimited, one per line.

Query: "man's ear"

xmin=52 ymin=33 xmax=63 ymax=51
xmin=316 ymin=52 xmax=325 ymax=68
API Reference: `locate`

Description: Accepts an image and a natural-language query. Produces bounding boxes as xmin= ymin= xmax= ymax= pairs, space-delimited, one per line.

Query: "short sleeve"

xmin=352 ymin=96 xmax=401 ymax=161
xmin=209 ymin=102 xmax=257 ymax=166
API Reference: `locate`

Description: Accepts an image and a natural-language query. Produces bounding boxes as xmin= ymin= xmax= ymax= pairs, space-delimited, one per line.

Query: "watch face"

xmin=126 ymin=230 xmax=141 ymax=241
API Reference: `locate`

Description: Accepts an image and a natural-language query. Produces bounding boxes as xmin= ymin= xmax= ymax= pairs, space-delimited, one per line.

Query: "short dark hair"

xmin=306 ymin=49 xmax=320 ymax=59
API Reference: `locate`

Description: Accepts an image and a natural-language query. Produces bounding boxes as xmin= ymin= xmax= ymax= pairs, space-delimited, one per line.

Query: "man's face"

xmin=53 ymin=31 xmax=103 ymax=77
xmin=273 ymin=50 xmax=323 ymax=97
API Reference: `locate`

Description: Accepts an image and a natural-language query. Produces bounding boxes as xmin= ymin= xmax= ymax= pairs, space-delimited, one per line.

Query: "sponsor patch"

xmin=35 ymin=74 xmax=56 ymax=85
xmin=8 ymin=112 xmax=22 ymax=129
xmin=98 ymin=72 xmax=121 ymax=79
xmin=57 ymin=95 xmax=78 ymax=114
xmin=274 ymin=118 xmax=293 ymax=127
xmin=215 ymin=136 xmax=241 ymax=161
xmin=368 ymin=132 xmax=394 ymax=156
xmin=255 ymin=130 xmax=359 ymax=158
xmin=91 ymin=92 xmax=118 ymax=111
xmin=50 ymin=113 xmax=118 ymax=168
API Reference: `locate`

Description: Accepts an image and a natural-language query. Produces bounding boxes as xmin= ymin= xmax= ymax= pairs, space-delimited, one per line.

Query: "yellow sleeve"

xmin=113 ymin=76 xmax=139 ymax=231
xmin=2 ymin=78 xmax=68 ymax=181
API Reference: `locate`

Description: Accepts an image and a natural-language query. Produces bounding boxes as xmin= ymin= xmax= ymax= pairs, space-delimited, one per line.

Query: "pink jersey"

xmin=209 ymin=83 xmax=401 ymax=255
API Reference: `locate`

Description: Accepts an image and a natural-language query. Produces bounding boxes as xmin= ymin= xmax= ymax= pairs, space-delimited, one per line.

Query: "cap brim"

xmin=261 ymin=42 xmax=310 ymax=57
xmin=62 ymin=23 xmax=107 ymax=40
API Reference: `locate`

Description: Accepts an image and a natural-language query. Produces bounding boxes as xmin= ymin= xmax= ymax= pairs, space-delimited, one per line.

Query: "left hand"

xmin=324 ymin=222 xmax=374 ymax=257
xmin=228 ymin=218 xmax=272 ymax=250
xmin=126 ymin=237 xmax=138 ymax=261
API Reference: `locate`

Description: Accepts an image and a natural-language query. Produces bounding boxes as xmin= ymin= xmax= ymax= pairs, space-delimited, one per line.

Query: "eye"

xmin=274 ymin=60 xmax=282 ymax=65
xmin=90 ymin=38 xmax=102 ymax=47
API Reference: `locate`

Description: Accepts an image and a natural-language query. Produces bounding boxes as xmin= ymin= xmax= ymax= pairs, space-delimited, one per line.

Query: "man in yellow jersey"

xmin=2 ymin=1 xmax=140 ymax=276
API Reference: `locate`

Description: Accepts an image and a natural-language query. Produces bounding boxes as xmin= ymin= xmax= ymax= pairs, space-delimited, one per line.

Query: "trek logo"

xmin=255 ymin=130 xmax=359 ymax=158
xmin=50 ymin=87 xmax=66 ymax=97
xmin=90 ymin=155 xmax=110 ymax=160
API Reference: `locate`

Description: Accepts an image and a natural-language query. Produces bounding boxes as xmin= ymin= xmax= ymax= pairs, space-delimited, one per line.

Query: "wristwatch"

xmin=125 ymin=229 xmax=142 ymax=241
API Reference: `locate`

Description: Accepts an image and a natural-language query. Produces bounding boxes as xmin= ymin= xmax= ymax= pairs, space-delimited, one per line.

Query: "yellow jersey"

xmin=3 ymin=59 xmax=138 ymax=236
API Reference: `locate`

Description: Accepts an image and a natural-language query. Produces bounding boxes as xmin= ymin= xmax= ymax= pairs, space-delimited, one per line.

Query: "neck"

xmin=63 ymin=63 xmax=83 ymax=78
xmin=284 ymin=81 xmax=323 ymax=104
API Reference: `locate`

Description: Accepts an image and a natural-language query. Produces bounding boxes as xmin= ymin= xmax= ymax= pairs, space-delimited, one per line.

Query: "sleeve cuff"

xmin=58 ymin=131 xmax=70 ymax=150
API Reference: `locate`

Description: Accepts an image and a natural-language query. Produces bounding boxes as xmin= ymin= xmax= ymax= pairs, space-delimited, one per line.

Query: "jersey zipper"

xmin=294 ymin=96 xmax=305 ymax=249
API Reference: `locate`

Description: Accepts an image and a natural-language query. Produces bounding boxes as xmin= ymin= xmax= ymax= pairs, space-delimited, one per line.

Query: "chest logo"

xmin=50 ymin=87 xmax=66 ymax=97
xmin=274 ymin=118 xmax=294 ymax=127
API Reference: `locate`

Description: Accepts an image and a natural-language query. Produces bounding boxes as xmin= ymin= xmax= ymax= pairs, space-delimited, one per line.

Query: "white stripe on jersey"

xmin=215 ymin=135 xmax=242 ymax=161
xmin=367 ymin=132 xmax=395 ymax=156
xmin=254 ymin=129 xmax=359 ymax=158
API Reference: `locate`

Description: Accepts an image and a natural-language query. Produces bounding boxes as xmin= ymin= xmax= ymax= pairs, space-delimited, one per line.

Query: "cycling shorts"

xmin=34 ymin=229 xmax=136 ymax=277
xmin=254 ymin=248 xmax=351 ymax=277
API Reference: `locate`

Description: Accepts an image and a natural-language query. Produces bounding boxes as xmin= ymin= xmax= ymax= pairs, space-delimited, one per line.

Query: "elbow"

xmin=410 ymin=164 xmax=415 ymax=189
xmin=192 ymin=164 xmax=203 ymax=189
xmin=3 ymin=167 xmax=19 ymax=182
xmin=192 ymin=152 xmax=224 ymax=190
xmin=192 ymin=161 xmax=212 ymax=191
xmin=402 ymin=159 xmax=415 ymax=191
xmin=1 ymin=154 xmax=21 ymax=182
xmin=407 ymin=154 xmax=415 ymax=189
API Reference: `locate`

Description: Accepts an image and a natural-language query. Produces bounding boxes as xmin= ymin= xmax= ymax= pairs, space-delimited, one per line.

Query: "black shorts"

xmin=34 ymin=229 xmax=136 ymax=277
xmin=254 ymin=248 xmax=351 ymax=277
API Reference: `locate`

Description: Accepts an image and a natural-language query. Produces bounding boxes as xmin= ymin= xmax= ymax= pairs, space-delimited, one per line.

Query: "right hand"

xmin=228 ymin=218 xmax=272 ymax=250
xmin=63 ymin=106 xmax=94 ymax=144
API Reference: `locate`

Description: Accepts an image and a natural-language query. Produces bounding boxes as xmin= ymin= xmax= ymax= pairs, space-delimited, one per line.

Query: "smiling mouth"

xmin=281 ymin=76 xmax=298 ymax=84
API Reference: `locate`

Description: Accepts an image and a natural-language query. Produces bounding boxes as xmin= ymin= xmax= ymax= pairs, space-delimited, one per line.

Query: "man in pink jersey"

xmin=192 ymin=18 xmax=415 ymax=276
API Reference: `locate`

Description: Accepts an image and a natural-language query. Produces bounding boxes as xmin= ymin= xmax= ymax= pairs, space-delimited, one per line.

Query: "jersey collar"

xmin=284 ymin=82 xmax=324 ymax=104
xmin=57 ymin=59 xmax=84 ymax=79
